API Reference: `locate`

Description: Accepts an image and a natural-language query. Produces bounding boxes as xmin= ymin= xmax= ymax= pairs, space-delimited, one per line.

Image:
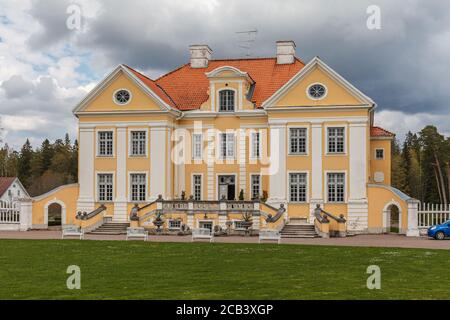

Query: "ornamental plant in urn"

xmin=241 ymin=211 xmax=253 ymax=236
xmin=153 ymin=210 xmax=164 ymax=233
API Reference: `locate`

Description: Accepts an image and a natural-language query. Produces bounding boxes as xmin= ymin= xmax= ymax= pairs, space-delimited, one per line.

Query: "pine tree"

xmin=17 ymin=139 xmax=33 ymax=187
xmin=391 ymin=139 xmax=407 ymax=191
xmin=41 ymin=139 xmax=54 ymax=172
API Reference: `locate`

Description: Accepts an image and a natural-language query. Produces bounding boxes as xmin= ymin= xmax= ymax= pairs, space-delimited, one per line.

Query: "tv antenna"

xmin=235 ymin=29 xmax=258 ymax=57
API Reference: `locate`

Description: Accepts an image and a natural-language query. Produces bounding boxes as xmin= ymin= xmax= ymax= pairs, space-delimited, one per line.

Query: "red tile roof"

xmin=126 ymin=57 xmax=305 ymax=111
xmin=0 ymin=177 xmax=16 ymax=197
xmin=124 ymin=65 xmax=176 ymax=108
xmin=371 ymin=126 xmax=395 ymax=138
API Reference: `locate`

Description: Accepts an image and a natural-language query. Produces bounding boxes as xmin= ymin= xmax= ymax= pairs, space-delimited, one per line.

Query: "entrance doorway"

xmin=48 ymin=203 xmax=62 ymax=227
xmin=199 ymin=221 xmax=213 ymax=231
xmin=218 ymin=175 xmax=236 ymax=200
xmin=388 ymin=205 xmax=400 ymax=233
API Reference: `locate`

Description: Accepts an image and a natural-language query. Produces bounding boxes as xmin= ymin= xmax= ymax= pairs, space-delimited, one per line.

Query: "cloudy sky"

xmin=1 ymin=0 xmax=450 ymax=149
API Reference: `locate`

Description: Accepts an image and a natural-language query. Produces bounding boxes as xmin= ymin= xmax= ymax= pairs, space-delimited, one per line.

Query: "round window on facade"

xmin=307 ymin=83 xmax=327 ymax=100
xmin=114 ymin=89 xmax=131 ymax=105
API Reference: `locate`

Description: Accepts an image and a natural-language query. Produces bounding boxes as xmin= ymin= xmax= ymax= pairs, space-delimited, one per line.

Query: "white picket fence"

xmin=418 ymin=203 xmax=450 ymax=228
xmin=0 ymin=201 xmax=20 ymax=224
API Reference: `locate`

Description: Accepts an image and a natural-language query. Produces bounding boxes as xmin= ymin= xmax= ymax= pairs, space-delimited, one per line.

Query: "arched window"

xmin=219 ymin=90 xmax=235 ymax=112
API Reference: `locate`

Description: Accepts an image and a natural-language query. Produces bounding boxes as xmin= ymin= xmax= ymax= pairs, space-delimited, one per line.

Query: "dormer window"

xmin=219 ymin=89 xmax=235 ymax=112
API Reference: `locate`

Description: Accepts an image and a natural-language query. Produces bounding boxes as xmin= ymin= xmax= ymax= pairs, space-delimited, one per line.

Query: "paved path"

xmin=0 ymin=231 xmax=449 ymax=250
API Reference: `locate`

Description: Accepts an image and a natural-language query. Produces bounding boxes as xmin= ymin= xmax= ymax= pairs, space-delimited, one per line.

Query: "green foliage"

xmin=0 ymin=134 xmax=78 ymax=196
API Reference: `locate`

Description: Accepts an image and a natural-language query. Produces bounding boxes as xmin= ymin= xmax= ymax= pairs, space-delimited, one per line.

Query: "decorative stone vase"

xmin=241 ymin=221 xmax=253 ymax=237
xmin=153 ymin=218 xmax=164 ymax=233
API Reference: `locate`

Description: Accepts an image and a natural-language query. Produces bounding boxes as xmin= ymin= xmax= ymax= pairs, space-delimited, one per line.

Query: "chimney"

xmin=189 ymin=44 xmax=212 ymax=68
xmin=276 ymin=40 xmax=296 ymax=64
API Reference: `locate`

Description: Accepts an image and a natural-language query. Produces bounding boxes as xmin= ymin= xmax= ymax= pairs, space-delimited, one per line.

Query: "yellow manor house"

xmin=28 ymin=41 xmax=421 ymax=238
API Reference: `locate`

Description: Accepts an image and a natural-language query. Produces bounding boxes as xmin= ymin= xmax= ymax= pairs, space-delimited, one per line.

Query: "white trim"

xmin=128 ymin=171 xmax=149 ymax=203
xmin=112 ymin=88 xmax=132 ymax=106
xmin=44 ymin=199 xmax=67 ymax=226
xmin=268 ymin=116 xmax=368 ymax=125
xmin=287 ymin=171 xmax=310 ymax=203
xmin=128 ymin=128 xmax=149 ymax=157
xmin=216 ymin=173 xmax=238 ymax=200
xmin=197 ymin=219 xmax=215 ymax=229
xmin=95 ymin=171 xmax=115 ymax=203
xmin=95 ymin=128 xmax=115 ymax=158
xmin=374 ymin=148 xmax=385 ymax=160
xmin=324 ymin=124 xmax=347 ymax=155
xmin=216 ymin=130 xmax=236 ymax=161
xmin=324 ymin=170 xmax=347 ymax=204
xmin=382 ymin=200 xmax=402 ymax=233
xmin=33 ymin=183 xmax=78 ymax=201
xmin=192 ymin=133 xmax=203 ymax=160
xmin=262 ymin=56 xmax=375 ymax=108
xmin=249 ymin=129 xmax=262 ymax=160
xmin=306 ymin=82 xmax=328 ymax=101
xmin=73 ymin=65 xmax=181 ymax=115
xmin=191 ymin=173 xmax=203 ymax=201
xmin=249 ymin=172 xmax=263 ymax=200
xmin=287 ymin=125 xmax=309 ymax=156
xmin=168 ymin=218 xmax=182 ymax=230
xmin=205 ymin=66 xmax=253 ymax=83
xmin=217 ymin=87 xmax=237 ymax=112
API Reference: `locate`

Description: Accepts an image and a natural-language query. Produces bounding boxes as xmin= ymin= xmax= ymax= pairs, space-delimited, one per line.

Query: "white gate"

xmin=418 ymin=203 xmax=450 ymax=228
xmin=0 ymin=201 xmax=20 ymax=229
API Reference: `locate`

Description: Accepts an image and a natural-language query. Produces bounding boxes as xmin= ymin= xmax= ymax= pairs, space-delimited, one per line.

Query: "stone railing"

xmin=313 ymin=204 xmax=346 ymax=238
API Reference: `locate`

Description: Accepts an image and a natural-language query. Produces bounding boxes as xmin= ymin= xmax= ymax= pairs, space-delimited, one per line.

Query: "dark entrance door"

xmin=218 ymin=175 xmax=236 ymax=200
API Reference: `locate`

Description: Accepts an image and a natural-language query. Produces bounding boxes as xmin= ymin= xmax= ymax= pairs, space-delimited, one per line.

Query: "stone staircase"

xmin=89 ymin=222 xmax=130 ymax=235
xmin=280 ymin=218 xmax=318 ymax=238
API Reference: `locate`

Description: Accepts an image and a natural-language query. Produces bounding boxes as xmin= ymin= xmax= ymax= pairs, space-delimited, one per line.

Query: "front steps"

xmin=89 ymin=222 xmax=130 ymax=235
xmin=281 ymin=220 xmax=318 ymax=238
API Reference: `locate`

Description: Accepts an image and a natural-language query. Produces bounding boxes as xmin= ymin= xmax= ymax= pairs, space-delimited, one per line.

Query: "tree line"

xmin=0 ymin=134 xmax=78 ymax=196
xmin=0 ymin=125 xmax=449 ymax=203
xmin=391 ymin=125 xmax=450 ymax=204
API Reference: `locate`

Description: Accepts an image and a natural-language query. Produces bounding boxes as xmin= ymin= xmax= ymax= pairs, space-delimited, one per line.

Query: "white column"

xmin=76 ymin=126 xmax=95 ymax=212
xmin=114 ymin=126 xmax=128 ymax=222
xmin=19 ymin=199 xmax=33 ymax=231
xmin=310 ymin=123 xmax=324 ymax=222
xmin=406 ymin=199 xmax=420 ymax=237
xmin=268 ymin=124 xmax=286 ymax=206
xmin=207 ymin=129 xmax=215 ymax=200
xmin=238 ymin=129 xmax=246 ymax=198
xmin=347 ymin=122 xmax=368 ymax=232
xmin=166 ymin=127 xmax=173 ymax=199
xmin=150 ymin=126 xmax=167 ymax=200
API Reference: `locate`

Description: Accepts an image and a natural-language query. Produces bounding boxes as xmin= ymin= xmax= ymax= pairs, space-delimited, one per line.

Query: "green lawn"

xmin=0 ymin=239 xmax=449 ymax=299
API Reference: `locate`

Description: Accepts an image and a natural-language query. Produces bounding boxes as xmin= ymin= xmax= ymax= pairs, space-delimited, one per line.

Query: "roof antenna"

xmin=235 ymin=29 xmax=258 ymax=58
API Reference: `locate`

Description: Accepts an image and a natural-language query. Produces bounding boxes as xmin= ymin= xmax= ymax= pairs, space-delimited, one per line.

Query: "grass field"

xmin=0 ymin=239 xmax=449 ymax=299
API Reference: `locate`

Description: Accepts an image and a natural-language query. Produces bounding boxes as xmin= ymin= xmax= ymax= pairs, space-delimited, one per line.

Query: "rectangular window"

xmin=289 ymin=128 xmax=307 ymax=154
xmin=193 ymin=174 xmax=202 ymax=201
xmin=234 ymin=221 xmax=246 ymax=230
xmin=327 ymin=127 xmax=345 ymax=153
xmin=219 ymin=133 xmax=235 ymax=158
xmin=251 ymin=132 xmax=261 ymax=158
xmin=98 ymin=131 xmax=113 ymax=156
xmin=192 ymin=134 xmax=202 ymax=160
xmin=168 ymin=219 xmax=181 ymax=230
xmin=130 ymin=173 xmax=146 ymax=202
xmin=219 ymin=90 xmax=235 ymax=112
xmin=289 ymin=173 xmax=307 ymax=202
xmin=130 ymin=131 xmax=146 ymax=156
xmin=375 ymin=148 xmax=384 ymax=160
xmin=98 ymin=174 xmax=113 ymax=202
xmin=251 ymin=174 xmax=261 ymax=200
xmin=327 ymin=173 xmax=345 ymax=203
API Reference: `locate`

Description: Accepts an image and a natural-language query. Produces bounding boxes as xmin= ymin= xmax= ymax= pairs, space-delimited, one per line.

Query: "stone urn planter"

xmin=241 ymin=212 xmax=253 ymax=237
xmin=153 ymin=211 xmax=164 ymax=233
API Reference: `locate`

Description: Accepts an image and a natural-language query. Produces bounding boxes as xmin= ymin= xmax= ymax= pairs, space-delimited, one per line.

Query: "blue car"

xmin=428 ymin=220 xmax=450 ymax=240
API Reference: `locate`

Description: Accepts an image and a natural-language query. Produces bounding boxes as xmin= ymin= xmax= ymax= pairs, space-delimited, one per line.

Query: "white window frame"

xmin=198 ymin=220 xmax=214 ymax=230
xmin=249 ymin=130 xmax=261 ymax=159
xmin=288 ymin=126 xmax=308 ymax=155
xmin=96 ymin=129 xmax=115 ymax=157
xmin=95 ymin=171 xmax=115 ymax=203
xmin=325 ymin=125 xmax=347 ymax=155
xmin=287 ymin=171 xmax=309 ymax=203
xmin=306 ymin=82 xmax=328 ymax=101
xmin=232 ymin=219 xmax=246 ymax=230
xmin=113 ymin=88 xmax=132 ymax=106
xmin=218 ymin=131 xmax=236 ymax=160
xmin=129 ymin=171 xmax=148 ymax=203
xmin=168 ymin=219 xmax=182 ymax=230
xmin=250 ymin=173 xmax=262 ymax=200
xmin=128 ymin=129 xmax=148 ymax=157
xmin=375 ymin=148 xmax=385 ymax=160
xmin=216 ymin=173 xmax=237 ymax=201
xmin=191 ymin=173 xmax=203 ymax=201
xmin=192 ymin=133 xmax=203 ymax=160
xmin=217 ymin=88 xmax=237 ymax=112
xmin=325 ymin=171 xmax=347 ymax=204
